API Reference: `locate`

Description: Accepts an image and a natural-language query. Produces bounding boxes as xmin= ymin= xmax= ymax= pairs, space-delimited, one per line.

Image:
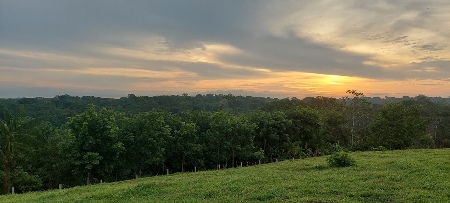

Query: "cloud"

xmin=414 ymin=43 xmax=446 ymax=51
xmin=259 ymin=0 xmax=450 ymax=68
xmin=1 ymin=0 xmax=450 ymax=98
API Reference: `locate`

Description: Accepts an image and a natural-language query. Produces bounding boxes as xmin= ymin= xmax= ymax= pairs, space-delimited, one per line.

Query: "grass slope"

xmin=1 ymin=149 xmax=449 ymax=202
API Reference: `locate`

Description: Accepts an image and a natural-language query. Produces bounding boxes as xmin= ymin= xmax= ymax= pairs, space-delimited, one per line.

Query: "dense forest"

xmin=1 ymin=91 xmax=450 ymax=194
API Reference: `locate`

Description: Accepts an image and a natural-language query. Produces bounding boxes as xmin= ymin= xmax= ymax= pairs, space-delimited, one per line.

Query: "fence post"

xmin=11 ymin=187 xmax=14 ymax=194
xmin=59 ymin=184 xmax=63 ymax=190
xmin=166 ymin=169 xmax=169 ymax=175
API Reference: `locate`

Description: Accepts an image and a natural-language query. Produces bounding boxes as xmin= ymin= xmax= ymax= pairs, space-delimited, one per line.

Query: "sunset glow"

xmin=1 ymin=1 xmax=450 ymax=98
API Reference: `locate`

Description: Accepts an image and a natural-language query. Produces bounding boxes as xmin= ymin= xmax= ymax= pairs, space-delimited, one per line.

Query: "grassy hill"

xmin=1 ymin=149 xmax=449 ymax=202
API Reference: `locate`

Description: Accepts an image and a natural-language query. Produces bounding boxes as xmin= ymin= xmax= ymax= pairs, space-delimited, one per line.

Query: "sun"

xmin=323 ymin=75 xmax=345 ymax=85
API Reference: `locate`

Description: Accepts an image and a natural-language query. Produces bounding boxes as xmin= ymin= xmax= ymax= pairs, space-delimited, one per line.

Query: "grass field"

xmin=1 ymin=149 xmax=449 ymax=202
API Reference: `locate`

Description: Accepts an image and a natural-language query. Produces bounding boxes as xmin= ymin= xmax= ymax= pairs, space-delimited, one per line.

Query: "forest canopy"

xmin=1 ymin=93 xmax=450 ymax=194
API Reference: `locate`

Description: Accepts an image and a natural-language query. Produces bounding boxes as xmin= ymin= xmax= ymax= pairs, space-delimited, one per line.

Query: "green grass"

xmin=2 ymin=149 xmax=450 ymax=202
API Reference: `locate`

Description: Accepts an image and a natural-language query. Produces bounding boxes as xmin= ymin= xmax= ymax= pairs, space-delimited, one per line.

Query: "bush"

xmin=10 ymin=168 xmax=43 ymax=193
xmin=322 ymin=143 xmax=347 ymax=155
xmin=327 ymin=151 xmax=356 ymax=167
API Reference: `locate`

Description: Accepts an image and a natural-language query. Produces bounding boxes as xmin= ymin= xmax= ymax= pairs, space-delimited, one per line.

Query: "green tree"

xmin=226 ymin=114 xmax=256 ymax=167
xmin=66 ymin=105 xmax=125 ymax=184
xmin=0 ymin=105 xmax=38 ymax=194
xmin=369 ymin=103 xmax=428 ymax=149
xmin=248 ymin=110 xmax=292 ymax=161
xmin=402 ymin=95 xmax=446 ymax=148
xmin=319 ymin=110 xmax=350 ymax=148
xmin=9 ymin=167 xmax=43 ymax=193
xmin=13 ymin=121 xmax=57 ymax=190
xmin=34 ymin=127 xmax=75 ymax=188
xmin=286 ymin=106 xmax=321 ymax=154
xmin=206 ymin=112 xmax=256 ymax=168
xmin=344 ymin=90 xmax=372 ymax=148
xmin=262 ymin=97 xmax=304 ymax=112
xmin=303 ymin=96 xmax=345 ymax=112
xmin=165 ymin=120 xmax=202 ymax=172
xmin=181 ymin=111 xmax=216 ymax=169
xmin=122 ymin=111 xmax=170 ymax=178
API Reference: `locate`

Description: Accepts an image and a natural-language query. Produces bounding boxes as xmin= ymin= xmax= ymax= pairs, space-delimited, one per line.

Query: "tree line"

xmin=1 ymin=92 xmax=450 ymax=194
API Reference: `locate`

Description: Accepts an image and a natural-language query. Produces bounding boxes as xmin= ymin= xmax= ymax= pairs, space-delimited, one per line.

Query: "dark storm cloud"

xmin=0 ymin=0 xmax=253 ymax=49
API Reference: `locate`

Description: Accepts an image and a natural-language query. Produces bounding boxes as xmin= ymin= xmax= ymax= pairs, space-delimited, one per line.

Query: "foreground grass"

xmin=1 ymin=149 xmax=449 ymax=202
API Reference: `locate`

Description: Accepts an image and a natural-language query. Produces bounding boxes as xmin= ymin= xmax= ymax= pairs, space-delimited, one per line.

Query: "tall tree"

xmin=248 ymin=110 xmax=292 ymax=161
xmin=165 ymin=119 xmax=201 ymax=172
xmin=286 ymin=106 xmax=321 ymax=152
xmin=33 ymin=126 xmax=75 ymax=189
xmin=0 ymin=105 xmax=37 ymax=194
xmin=369 ymin=103 xmax=428 ymax=149
xmin=66 ymin=105 xmax=125 ymax=184
xmin=344 ymin=90 xmax=372 ymax=148
xmin=122 ymin=111 xmax=170 ymax=178
xmin=319 ymin=109 xmax=350 ymax=148
xmin=206 ymin=112 xmax=256 ymax=168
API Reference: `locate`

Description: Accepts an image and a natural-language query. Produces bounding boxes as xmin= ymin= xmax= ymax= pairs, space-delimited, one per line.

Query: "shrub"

xmin=10 ymin=168 xmax=43 ymax=193
xmin=327 ymin=151 xmax=356 ymax=167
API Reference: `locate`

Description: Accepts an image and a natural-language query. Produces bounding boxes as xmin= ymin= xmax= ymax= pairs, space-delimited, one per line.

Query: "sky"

xmin=1 ymin=0 xmax=450 ymax=99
